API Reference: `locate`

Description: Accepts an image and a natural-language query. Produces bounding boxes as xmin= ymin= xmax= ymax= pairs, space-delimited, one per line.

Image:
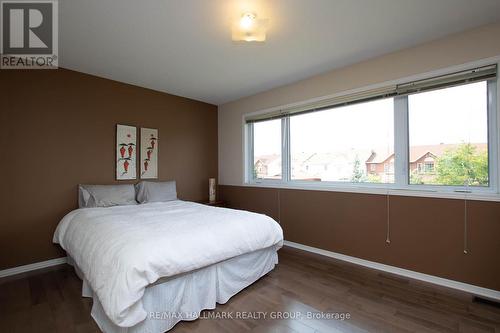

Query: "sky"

xmin=408 ymin=81 xmax=487 ymax=146
xmin=253 ymin=81 xmax=488 ymax=157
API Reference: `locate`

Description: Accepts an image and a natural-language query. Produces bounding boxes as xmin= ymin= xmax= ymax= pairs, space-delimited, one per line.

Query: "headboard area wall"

xmin=0 ymin=68 xmax=218 ymax=270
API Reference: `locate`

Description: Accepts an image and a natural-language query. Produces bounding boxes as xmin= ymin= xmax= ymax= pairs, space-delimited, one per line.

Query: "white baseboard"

xmin=0 ymin=257 xmax=67 ymax=279
xmin=284 ymin=240 xmax=500 ymax=301
xmin=2 ymin=244 xmax=499 ymax=302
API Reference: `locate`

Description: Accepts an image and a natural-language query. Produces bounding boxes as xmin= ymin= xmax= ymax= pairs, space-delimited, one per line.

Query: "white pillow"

xmin=135 ymin=181 xmax=177 ymax=204
xmin=78 ymin=184 xmax=137 ymax=208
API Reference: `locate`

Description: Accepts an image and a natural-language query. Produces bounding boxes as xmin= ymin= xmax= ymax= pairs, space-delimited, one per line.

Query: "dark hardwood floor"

xmin=1 ymin=246 xmax=499 ymax=333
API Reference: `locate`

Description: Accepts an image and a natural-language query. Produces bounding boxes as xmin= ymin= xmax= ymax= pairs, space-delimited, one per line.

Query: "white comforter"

xmin=53 ymin=200 xmax=283 ymax=327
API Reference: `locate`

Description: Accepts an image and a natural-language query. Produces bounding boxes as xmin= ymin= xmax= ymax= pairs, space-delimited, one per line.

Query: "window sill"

xmin=243 ymin=181 xmax=500 ymax=202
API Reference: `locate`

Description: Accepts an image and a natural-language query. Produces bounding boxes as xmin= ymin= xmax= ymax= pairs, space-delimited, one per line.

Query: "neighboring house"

xmin=365 ymin=151 xmax=395 ymax=183
xmin=256 ymin=150 xmax=374 ymax=181
xmin=366 ymin=143 xmax=487 ymax=183
xmin=254 ymin=154 xmax=281 ymax=179
xmin=254 ymin=143 xmax=487 ymax=183
xmin=291 ymin=152 xmax=355 ymax=181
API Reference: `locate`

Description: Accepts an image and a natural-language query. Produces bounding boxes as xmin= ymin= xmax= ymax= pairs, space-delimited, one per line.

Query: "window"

xmin=383 ymin=160 xmax=395 ymax=175
xmin=252 ymin=119 xmax=282 ymax=180
xmin=408 ymin=82 xmax=489 ymax=186
xmin=424 ymin=162 xmax=435 ymax=173
xmin=246 ymin=64 xmax=498 ymax=195
xmin=289 ymin=98 xmax=394 ymax=183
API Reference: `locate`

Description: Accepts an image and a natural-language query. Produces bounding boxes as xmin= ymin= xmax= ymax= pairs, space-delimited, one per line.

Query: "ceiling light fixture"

xmin=232 ymin=12 xmax=267 ymax=42
xmin=239 ymin=13 xmax=256 ymax=30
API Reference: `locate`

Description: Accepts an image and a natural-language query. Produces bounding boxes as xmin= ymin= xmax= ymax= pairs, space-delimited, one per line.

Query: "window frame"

xmin=246 ymin=118 xmax=287 ymax=183
xmin=244 ymin=60 xmax=500 ymax=199
xmin=404 ymin=79 xmax=497 ymax=193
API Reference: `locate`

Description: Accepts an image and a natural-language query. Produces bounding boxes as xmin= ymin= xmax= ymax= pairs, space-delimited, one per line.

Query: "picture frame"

xmin=116 ymin=124 xmax=137 ymax=180
xmin=140 ymin=128 xmax=158 ymax=179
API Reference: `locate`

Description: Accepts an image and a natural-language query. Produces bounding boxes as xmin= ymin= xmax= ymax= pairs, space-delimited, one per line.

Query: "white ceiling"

xmin=59 ymin=0 xmax=500 ymax=105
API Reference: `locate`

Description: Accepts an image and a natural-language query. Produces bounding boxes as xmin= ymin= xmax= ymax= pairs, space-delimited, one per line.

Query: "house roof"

xmin=294 ymin=152 xmax=340 ymax=165
xmin=255 ymin=154 xmax=280 ymax=165
xmin=365 ymin=150 xmax=393 ymax=164
xmin=366 ymin=143 xmax=487 ymax=164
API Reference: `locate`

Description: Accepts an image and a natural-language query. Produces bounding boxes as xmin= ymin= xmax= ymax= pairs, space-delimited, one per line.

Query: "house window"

xmin=424 ymin=162 xmax=435 ymax=173
xmin=252 ymin=118 xmax=282 ymax=180
xmin=245 ymin=64 xmax=498 ymax=194
xmin=388 ymin=161 xmax=394 ymax=174
xmin=409 ymin=81 xmax=489 ymax=186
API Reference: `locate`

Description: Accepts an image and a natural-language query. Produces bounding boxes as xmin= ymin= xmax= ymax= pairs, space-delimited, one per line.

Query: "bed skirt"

xmin=68 ymin=245 xmax=279 ymax=333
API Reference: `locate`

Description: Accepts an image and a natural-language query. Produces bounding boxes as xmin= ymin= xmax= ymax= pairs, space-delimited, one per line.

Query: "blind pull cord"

xmin=463 ymin=181 xmax=470 ymax=255
xmin=386 ymin=190 xmax=391 ymax=244
xmin=277 ymin=189 xmax=281 ymax=223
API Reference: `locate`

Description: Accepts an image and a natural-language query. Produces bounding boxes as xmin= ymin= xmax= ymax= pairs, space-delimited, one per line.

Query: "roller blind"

xmin=245 ymin=64 xmax=497 ymax=124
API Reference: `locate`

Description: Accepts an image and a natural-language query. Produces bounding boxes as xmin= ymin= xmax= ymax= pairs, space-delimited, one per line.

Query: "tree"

xmin=410 ymin=170 xmax=424 ymax=185
xmin=351 ymin=155 xmax=365 ymax=182
xmin=435 ymin=143 xmax=488 ymax=186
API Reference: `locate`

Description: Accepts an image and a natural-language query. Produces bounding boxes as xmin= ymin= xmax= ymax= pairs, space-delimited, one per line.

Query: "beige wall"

xmin=218 ymin=22 xmax=500 ymax=185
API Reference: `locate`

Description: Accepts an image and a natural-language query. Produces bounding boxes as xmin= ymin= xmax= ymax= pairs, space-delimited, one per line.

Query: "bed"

xmin=53 ymin=199 xmax=283 ymax=332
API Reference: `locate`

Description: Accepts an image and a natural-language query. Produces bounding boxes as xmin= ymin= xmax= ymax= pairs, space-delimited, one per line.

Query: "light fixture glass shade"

xmin=232 ymin=13 xmax=267 ymax=42
xmin=239 ymin=13 xmax=256 ymax=30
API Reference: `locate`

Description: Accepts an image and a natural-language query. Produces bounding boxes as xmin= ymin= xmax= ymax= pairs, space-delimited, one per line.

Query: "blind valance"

xmin=245 ymin=64 xmax=497 ymax=124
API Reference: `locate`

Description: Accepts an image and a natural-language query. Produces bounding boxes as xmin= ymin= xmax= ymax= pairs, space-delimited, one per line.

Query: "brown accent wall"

xmin=219 ymin=185 xmax=500 ymax=291
xmin=0 ymin=69 xmax=218 ymax=270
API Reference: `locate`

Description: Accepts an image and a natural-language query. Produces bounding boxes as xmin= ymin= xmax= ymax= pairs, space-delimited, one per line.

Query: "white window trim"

xmin=282 ymin=117 xmax=291 ymax=182
xmin=394 ymin=96 xmax=409 ymax=188
xmin=243 ymin=122 xmax=253 ymax=183
xmin=242 ymin=57 xmax=500 ymax=202
xmin=488 ymin=79 xmax=499 ymax=194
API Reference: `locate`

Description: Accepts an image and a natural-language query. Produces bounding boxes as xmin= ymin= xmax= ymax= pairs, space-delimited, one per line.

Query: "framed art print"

xmin=116 ymin=124 xmax=137 ymax=180
xmin=140 ymin=128 xmax=158 ymax=179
